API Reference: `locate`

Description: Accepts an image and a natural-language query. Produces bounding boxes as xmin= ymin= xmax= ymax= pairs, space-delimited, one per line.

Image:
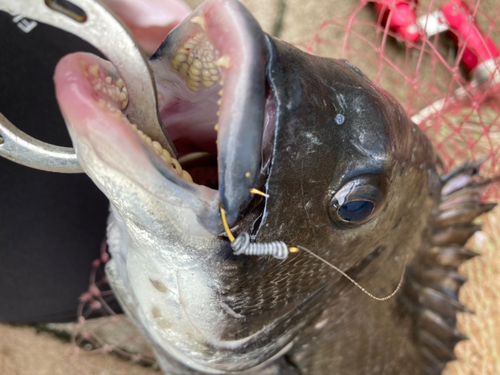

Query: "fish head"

xmin=256 ymin=36 xmax=442 ymax=287
xmin=53 ymin=0 xmax=441 ymax=373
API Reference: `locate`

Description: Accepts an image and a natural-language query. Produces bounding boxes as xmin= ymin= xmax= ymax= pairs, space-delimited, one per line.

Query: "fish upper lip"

xmin=147 ymin=0 xmax=270 ymax=231
xmin=55 ymin=0 xmax=273 ymax=236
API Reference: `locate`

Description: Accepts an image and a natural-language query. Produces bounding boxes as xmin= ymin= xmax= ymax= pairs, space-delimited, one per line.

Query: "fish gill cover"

xmin=7 ymin=0 xmax=499 ymax=374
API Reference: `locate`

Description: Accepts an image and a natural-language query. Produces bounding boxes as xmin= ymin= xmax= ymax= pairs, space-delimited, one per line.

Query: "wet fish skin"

xmin=231 ymin=35 xmax=443 ymax=374
xmin=128 ymin=39 xmax=439 ymax=373
xmin=52 ymin=0 xmax=494 ymax=374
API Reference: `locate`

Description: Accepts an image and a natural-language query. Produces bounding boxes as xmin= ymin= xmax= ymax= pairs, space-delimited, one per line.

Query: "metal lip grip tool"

xmin=0 ymin=0 xmax=177 ymax=173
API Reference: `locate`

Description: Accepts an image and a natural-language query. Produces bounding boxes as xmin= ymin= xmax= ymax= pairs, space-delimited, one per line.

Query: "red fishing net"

xmin=298 ymin=0 xmax=500 ymax=198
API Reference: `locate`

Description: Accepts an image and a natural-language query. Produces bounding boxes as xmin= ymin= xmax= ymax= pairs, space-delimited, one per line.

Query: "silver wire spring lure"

xmin=231 ymin=232 xmax=289 ymax=259
xmin=220 ymin=197 xmax=297 ymax=260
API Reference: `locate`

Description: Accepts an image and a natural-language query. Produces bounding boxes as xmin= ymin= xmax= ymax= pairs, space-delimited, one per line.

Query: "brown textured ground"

xmin=0 ymin=324 xmax=159 ymax=375
xmin=1 ymin=0 xmax=499 ymax=374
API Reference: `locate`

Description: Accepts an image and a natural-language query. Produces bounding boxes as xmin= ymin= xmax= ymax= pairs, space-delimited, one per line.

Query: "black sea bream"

xmin=53 ymin=0 xmax=496 ymax=373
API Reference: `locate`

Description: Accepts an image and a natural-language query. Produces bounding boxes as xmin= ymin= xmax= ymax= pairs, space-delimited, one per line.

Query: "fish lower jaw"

xmin=127 ymin=123 xmax=193 ymax=182
xmin=106 ymin=210 xmax=297 ymax=374
xmin=88 ymin=60 xmax=194 ymax=183
xmin=62 ymin=53 xmax=194 ymax=184
xmin=152 ymin=338 xmax=295 ymax=374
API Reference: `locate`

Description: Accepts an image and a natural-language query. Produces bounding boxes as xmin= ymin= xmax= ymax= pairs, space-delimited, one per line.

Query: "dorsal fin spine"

xmin=406 ymin=159 xmax=497 ymax=374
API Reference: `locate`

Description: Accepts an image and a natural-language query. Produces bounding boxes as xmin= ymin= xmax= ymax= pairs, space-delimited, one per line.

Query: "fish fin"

xmin=407 ymin=159 xmax=498 ymax=374
xmin=440 ymin=157 xmax=487 ymax=186
xmin=420 ymin=308 xmax=467 ymax=344
xmin=419 ymin=330 xmax=457 ymax=362
xmin=423 ymin=245 xmax=478 ymax=268
xmin=432 ymin=223 xmax=482 ymax=246
xmin=419 ymin=268 xmax=468 ymax=301
xmin=410 ymin=275 xmax=470 ymax=375
xmin=434 ymin=202 xmax=496 ymax=228
xmin=419 ymin=287 xmax=471 ymax=317
xmin=420 ymin=347 xmax=450 ymax=375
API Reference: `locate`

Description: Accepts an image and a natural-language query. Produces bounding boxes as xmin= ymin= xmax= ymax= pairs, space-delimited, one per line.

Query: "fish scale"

xmin=219 ymin=254 xmax=332 ymax=316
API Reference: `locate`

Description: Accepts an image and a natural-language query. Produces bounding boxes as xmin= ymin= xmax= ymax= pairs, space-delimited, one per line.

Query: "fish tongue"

xmin=150 ymin=0 xmax=269 ymax=225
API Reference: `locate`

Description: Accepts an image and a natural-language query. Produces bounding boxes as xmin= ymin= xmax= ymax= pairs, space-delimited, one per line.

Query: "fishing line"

xmin=220 ymin=203 xmax=235 ymax=242
xmin=220 ymin=190 xmax=406 ymax=301
xmin=249 ymin=188 xmax=269 ymax=197
xmin=296 ymin=245 xmax=408 ymax=302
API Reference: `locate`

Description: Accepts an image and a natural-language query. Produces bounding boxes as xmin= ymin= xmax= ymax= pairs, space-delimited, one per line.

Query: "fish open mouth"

xmin=54 ymin=0 xmax=272 ymax=234
xmin=53 ymin=1 xmax=305 ymax=371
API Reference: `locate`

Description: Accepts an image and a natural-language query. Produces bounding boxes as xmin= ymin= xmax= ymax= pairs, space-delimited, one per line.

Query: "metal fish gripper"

xmin=0 ymin=0 xmax=176 ymax=173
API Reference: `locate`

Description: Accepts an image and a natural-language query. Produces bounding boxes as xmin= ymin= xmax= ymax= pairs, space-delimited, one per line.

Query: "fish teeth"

xmin=171 ymin=159 xmax=183 ymax=176
xmin=190 ymin=16 xmax=207 ymax=31
xmin=87 ymin=61 xmax=192 ymax=183
xmin=170 ymin=32 xmax=221 ymax=92
xmin=214 ymin=55 xmax=231 ymax=69
xmin=152 ymin=141 xmax=162 ymax=153
xmin=131 ymin=122 xmax=192 ymax=181
xmin=182 ymin=170 xmax=193 ymax=183
xmin=116 ymin=78 xmax=125 ymax=89
xmin=89 ymin=63 xmax=99 ymax=77
xmin=132 ymin=122 xmax=193 ymax=182
xmin=85 ymin=62 xmax=129 ymax=111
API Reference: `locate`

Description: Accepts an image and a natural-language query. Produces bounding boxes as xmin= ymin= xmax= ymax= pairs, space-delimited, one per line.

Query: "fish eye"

xmin=337 ymin=200 xmax=374 ymax=221
xmin=328 ymin=175 xmax=389 ymax=227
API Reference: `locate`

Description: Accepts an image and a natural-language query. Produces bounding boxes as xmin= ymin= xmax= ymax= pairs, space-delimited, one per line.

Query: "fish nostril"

xmin=335 ymin=113 xmax=345 ymax=125
xmin=45 ymin=0 xmax=87 ymax=23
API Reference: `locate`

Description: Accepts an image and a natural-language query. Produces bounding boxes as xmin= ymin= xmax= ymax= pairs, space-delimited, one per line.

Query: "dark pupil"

xmin=338 ymin=200 xmax=374 ymax=222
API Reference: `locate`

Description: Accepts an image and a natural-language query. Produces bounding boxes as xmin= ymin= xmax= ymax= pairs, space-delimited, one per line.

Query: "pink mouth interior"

xmin=54 ymin=53 xmax=133 ymax=144
xmin=151 ymin=0 xmax=251 ymax=159
xmin=54 ymin=52 xmax=194 ymax=181
xmin=54 ymin=0 xmax=269 ymax=193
